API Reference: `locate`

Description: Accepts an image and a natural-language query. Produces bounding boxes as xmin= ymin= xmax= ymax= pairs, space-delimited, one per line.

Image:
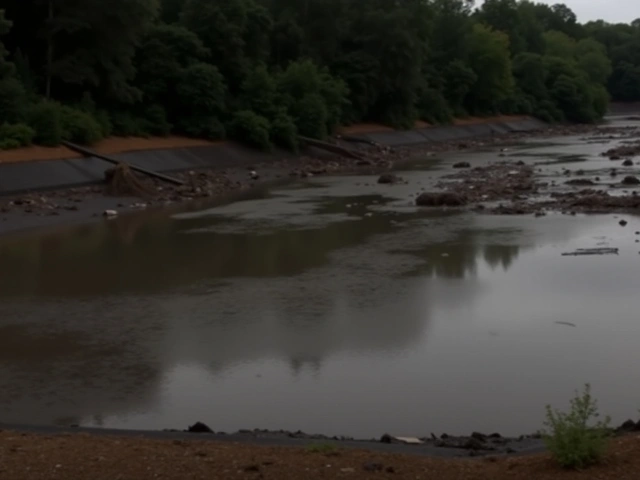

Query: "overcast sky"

xmin=476 ymin=0 xmax=637 ymax=24
xmin=547 ymin=0 xmax=637 ymax=23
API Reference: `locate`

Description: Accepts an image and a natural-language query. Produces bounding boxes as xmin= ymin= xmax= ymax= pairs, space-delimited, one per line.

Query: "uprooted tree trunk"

xmin=104 ymin=163 xmax=156 ymax=198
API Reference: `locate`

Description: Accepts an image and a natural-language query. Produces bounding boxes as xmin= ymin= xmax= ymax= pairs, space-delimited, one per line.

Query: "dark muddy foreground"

xmin=4 ymin=417 xmax=640 ymax=459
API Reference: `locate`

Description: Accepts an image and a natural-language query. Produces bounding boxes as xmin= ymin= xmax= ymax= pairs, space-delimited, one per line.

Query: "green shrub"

xmin=0 ymin=138 xmax=21 ymax=150
xmin=175 ymin=115 xmax=225 ymax=140
xmin=110 ymin=112 xmax=150 ymax=137
xmin=201 ymin=118 xmax=226 ymax=140
xmin=141 ymin=105 xmax=172 ymax=136
xmin=27 ymin=101 xmax=63 ymax=146
xmin=417 ymin=87 xmax=453 ymax=125
xmin=60 ymin=106 xmax=104 ymax=145
xmin=94 ymin=110 xmax=113 ymax=137
xmin=0 ymin=122 xmax=35 ymax=146
xmin=0 ymin=77 xmax=28 ymax=123
xmin=228 ymin=110 xmax=272 ymax=151
xmin=291 ymin=93 xmax=328 ymax=139
xmin=541 ymin=384 xmax=611 ymax=469
xmin=270 ymin=111 xmax=298 ymax=152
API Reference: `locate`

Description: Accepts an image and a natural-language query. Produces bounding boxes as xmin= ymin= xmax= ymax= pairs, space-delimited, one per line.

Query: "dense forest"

xmin=0 ymin=0 xmax=638 ymax=152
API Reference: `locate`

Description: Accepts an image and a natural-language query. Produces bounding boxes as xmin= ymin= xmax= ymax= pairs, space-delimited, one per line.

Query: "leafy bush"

xmin=176 ymin=115 xmax=225 ymax=140
xmin=110 ymin=112 xmax=150 ymax=137
xmin=0 ymin=77 xmax=28 ymax=123
xmin=290 ymin=93 xmax=328 ymax=139
xmin=60 ymin=106 xmax=104 ymax=145
xmin=417 ymin=87 xmax=453 ymax=125
xmin=270 ymin=110 xmax=298 ymax=152
xmin=27 ymin=101 xmax=63 ymax=146
xmin=0 ymin=122 xmax=35 ymax=146
xmin=0 ymin=138 xmax=20 ymax=149
xmin=141 ymin=105 xmax=172 ymax=136
xmin=94 ymin=110 xmax=113 ymax=137
xmin=228 ymin=110 xmax=272 ymax=151
xmin=541 ymin=384 xmax=611 ymax=469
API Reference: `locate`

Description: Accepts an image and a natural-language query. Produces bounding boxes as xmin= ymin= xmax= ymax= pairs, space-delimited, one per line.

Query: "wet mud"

xmin=420 ymin=122 xmax=640 ymax=215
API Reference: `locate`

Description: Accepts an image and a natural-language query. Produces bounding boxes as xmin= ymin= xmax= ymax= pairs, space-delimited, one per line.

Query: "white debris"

xmin=103 ymin=209 xmax=118 ymax=217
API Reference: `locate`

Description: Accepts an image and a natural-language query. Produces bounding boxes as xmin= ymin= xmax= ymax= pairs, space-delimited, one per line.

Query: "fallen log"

xmin=62 ymin=141 xmax=185 ymax=186
xmin=298 ymin=136 xmax=366 ymax=160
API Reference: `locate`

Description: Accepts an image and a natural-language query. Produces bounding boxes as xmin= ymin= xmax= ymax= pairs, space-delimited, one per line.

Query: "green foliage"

xmin=239 ymin=64 xmax=278 ymax=119
xmin=290 ymin=93 xmax=329 ymax=140
xmin=0 ymin=77 xmax=27 ymax=124
xmin=277 ymin=59 xmax=348 ymax=135
xmin=228 ymin=110 xmax=272 ymax=151
xmin=60 ymin=106 xmax=104 ymax=145
xmin=110 ymin=112 xmax=151 ymax=137
xmin=141 ymin=105 xmax=172 ymax=136
xmin=305 ymin=443 xmax=339 ymax=454
xmin=465 ymin=24 xmax=515 ymax=114
xmin=417 ymin=87 xmax=453 ymax=125
xmin=270 ymin=111 xmax=298 ymax=152
xmin=27 ymin=101 xmax=63 ymax=146
xmin=173 ymin=63 xmax=227 ymax=137
xmin=541 ymin=384 xmax=611 ymax=469
xmin=0 ymin=138 xmax=20 ymax=150
xmin=0 ymin=0 xmax=634 ymax=150
xmin=0 ymin=123 xmax=35 ymax=148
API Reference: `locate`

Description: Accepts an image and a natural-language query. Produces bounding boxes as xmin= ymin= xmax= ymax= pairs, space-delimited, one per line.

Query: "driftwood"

xmin=62 ymin=141 xmax=184 ymax=186
xmin=298 ymin=136 xmax=365 ymax=160
xmin=561 ymin=247 xmax=619 ymax=256
xmin=554 ymin=321 xmax=577 ymax=327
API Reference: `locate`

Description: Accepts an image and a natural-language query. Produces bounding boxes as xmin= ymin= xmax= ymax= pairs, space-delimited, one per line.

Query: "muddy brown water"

xmin=2 ymin=120 xmax=640 ymax=438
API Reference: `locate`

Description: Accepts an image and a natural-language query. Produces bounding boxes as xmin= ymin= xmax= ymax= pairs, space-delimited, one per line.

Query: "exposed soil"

xmin=0 ymin=121 xmax=622 ymax=232
xmin=3 ymin=429 xmax=640 ymax=480
xmin=0 ymin=136 xmax=217 ymax=164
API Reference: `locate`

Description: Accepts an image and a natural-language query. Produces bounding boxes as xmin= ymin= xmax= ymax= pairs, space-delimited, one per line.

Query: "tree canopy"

xmin=0 ymin=0 xmax=637 ymax=151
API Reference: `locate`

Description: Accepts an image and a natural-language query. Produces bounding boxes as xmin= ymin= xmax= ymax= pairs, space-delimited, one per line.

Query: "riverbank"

xmin=420 ymin=122 xmax=640 ymax=215
xmin=1 ymin=428 xmax=640 ymax=479
xmin=0 ymin=118 xmax=604 ymax=236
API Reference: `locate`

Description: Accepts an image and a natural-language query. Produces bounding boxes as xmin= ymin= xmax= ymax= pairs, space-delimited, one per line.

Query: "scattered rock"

xmin=623 ymin=159 xmax=634 ymax=166
xmin=621 ymin=175 xmax=640 ymax=185
xmin=363 ymin=463 xmax=384 ymax=472
xmin=377 ymin=173 xmax=402 ymax=184
xmin=187 ymin=422 xmax=214 ymax=433
xmin=565 ymin=179 xmax=594 ymax=186
xmin=453 ymin=161 xmax=471 ymax=169
xmin=620 ymin=220 xmax=628 ymax=226
xmin=617 ymin=419 xmax=640 ymax=433
xmin=416 ymin=192 xmax=467 ymax=207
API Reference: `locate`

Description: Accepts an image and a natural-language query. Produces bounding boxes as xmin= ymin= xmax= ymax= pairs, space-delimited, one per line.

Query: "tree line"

xmin=0 ymin=0 xmax=638 ymax=152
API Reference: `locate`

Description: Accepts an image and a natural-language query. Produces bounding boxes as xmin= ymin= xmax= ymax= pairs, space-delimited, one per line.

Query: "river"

xmin=1 ymin=125 xmax=639 ymax=438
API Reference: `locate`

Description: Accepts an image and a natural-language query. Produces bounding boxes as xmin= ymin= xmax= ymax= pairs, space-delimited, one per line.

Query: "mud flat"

xmin=418 ymin=122 xmax=640 ymax=215
xmin=0 ymin=120 xmax=606 ymax=235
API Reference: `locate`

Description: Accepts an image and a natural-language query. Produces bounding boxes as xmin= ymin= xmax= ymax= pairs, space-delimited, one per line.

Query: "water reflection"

xmin=1 ymin=170 xmax=638 ymax=436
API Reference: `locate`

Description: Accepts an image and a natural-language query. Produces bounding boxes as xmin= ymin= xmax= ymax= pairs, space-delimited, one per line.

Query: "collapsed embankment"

xmin=0 ymin=116 xmax=546 ymax=196
xmin=0 ymin=115 xmax=609 ymax=236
